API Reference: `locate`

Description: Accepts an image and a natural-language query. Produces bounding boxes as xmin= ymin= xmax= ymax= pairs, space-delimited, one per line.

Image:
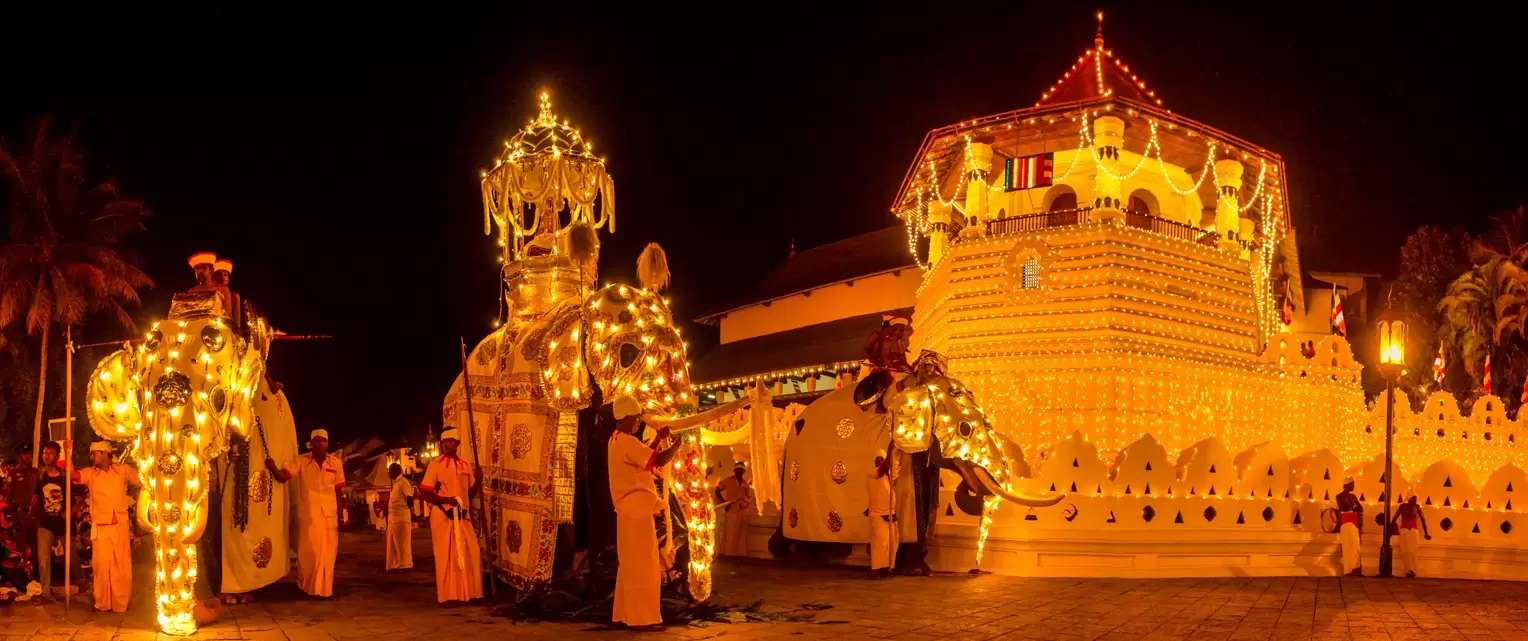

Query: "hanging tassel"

xmin=637 ymin=242 xmax=670 ymax=292
xmin=565 ymin=222 xmax=598 ymax=266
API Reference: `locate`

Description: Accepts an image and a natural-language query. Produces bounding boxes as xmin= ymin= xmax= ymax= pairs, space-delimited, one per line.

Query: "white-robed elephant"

xmin=780 ymin=337 xmax=1060 ymax=571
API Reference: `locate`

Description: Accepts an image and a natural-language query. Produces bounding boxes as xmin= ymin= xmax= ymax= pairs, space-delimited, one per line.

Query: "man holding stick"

xmin=417 ymin=429 xmax=482 ymax=604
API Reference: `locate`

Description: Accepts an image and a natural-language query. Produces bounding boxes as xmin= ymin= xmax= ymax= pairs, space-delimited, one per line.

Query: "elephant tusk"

xmin=641 ymin=398 xmax=751 ymax=432
xmin=953 ymin=459 xmax=1065 ymax=508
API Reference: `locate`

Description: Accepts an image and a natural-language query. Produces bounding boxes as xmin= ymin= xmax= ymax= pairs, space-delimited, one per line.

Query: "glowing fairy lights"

xmin=87 ymin=316 xmax=266 ymax=635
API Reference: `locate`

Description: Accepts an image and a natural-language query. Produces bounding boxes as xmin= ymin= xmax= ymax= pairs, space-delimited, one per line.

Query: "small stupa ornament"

xmin=480 ymin=91 xmax=615 ymax=263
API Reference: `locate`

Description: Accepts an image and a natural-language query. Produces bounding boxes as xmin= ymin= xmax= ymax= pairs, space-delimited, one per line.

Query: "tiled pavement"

xmin=4 ymin=528 xmax=1528 ymax=640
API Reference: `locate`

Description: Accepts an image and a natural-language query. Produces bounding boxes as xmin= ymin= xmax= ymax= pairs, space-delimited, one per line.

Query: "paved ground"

xmin=5 ymin=528 xmax=1528 ymax=640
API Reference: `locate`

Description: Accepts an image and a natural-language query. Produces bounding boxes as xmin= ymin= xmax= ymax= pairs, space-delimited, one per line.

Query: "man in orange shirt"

xmin=73 ymin=441 xmax=140 ymax=612
xmin=266 ymin=429 xmax=345 ymax=597
xmin=417 ymin=429 xmax=482 ymax=604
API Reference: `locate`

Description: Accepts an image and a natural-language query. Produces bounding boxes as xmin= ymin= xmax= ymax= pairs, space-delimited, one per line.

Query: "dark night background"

xmin=4 ymin=5 xmax=1524 ymax=446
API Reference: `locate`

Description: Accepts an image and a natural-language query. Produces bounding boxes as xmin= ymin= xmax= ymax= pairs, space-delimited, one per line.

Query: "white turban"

xmin=1343 ymin=477 xmax=1354 ymax=486
xmin=441 ymin=428 xmax=461 ymax=442
xmin=310 ymin=429 xmax=330 ymax=441
xmin=612 ymin=395 xmax=643 ymax=420
xmin=89 ymin=441 xmax=112 ymax=454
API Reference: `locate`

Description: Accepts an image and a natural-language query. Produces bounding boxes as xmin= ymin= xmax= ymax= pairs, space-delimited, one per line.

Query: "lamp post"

xmin=1376 ymin=305 xmax=1408 ymax=578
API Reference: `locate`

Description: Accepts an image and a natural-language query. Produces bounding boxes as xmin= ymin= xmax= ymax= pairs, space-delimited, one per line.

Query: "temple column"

xmin=962 ymin=141 xmax=994 ymax=234
xmin=927 ymin=200 xmax=953 ymax=265
xmin=1091 ymin=115 xmax=1125 ymax=224
xmin=1214 ymin=159 xmax=1244 ymax=252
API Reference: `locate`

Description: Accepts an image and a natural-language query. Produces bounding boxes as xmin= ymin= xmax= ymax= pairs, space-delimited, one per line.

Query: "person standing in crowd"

xmin=34 ymin=441 xmax=76 ymax=600
xmin=384 ymin=463 xmax=414 ymax=571
xmin=417 ymin=429 xmax=482 ymax=604
xmin=1336 ymin=477 xmax=1363 ymax=576
xmin=607 ymin=395 xmax=682 ymax=631
xmin=72 ymin=441 xmax=139 ymax=612
xmin=266 ymin=429 xmax=345 ymax=597
xmin=1391 ymin=495 xmax=1431 ymax=578
xmin=866 ymin=452 xmax=897 ymax=578
xmin=714 ymin=462 xmax=752 ymax=557
xmin=5 ymin=445 xmax=38 ymax=573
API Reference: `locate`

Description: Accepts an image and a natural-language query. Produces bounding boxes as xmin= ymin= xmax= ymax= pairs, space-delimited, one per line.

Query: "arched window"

xmin=1127 ymin=189 xmax=1159 ymax=215
xmin=1044 ymin=186 xmax=1078 ymax=212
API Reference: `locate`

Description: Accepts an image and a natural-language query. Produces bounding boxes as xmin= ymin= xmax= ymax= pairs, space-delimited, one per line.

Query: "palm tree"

xmin=1438 ymin=256 xmax=1513 ymax=392
xmin=0 ymin=119 xmax=154 ymax=457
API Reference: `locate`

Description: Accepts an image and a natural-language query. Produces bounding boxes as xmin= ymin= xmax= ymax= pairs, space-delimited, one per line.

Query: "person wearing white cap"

xmin=607 ymin=395 xmax=682 ymax=630
xmin=866 ymin=451 xmax=898 ymax=578
xmin=71 ymin=441 xmax=140 ymax=612
xmin=417 ymin=428 xmax=482 ymax=604
xmin=266 ymin=429 xmax=345 ymax=597
xmin=714 ymin=462 xmax=752 ymax=557
xmin=1336 ymin=477 xmax=1363 ymax=576
xmin=187 ymin=252 xmax=217 ymax=291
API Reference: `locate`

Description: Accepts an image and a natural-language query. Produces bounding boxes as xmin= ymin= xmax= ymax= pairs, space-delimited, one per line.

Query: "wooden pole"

xmin=64 ymin=327 xmax=73 ymax=613
xmin=458 ymin=337 xmax=496 ymax=598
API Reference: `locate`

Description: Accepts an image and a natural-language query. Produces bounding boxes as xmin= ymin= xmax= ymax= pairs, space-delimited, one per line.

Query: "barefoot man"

xmin=417 ymin=429 xmax=482 ymax=604
xmin=607 ymin=395 xmax=683 ymax=630
xmin=73 ymin=441 xmax=140 ymax=612
xmin=266 ymin=429 xmax=345 ymax=597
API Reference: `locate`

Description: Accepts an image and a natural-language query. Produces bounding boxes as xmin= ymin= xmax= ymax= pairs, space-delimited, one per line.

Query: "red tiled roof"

xmin=1036 ymin=14 xmax=1164 ymax=108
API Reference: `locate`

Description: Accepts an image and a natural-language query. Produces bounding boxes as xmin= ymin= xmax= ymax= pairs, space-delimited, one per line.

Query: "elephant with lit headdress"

xmin=85 ymin=276 xmax=274 ymax=635
xmin=779 ymin=319 xmax=1061 ymax=572
xmin=444 ymin=235 xmax=721 ymax=599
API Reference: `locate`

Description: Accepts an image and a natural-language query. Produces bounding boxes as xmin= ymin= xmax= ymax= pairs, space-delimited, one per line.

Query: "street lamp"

xmin=1376 ymin=305 xmax=1407 ymax=577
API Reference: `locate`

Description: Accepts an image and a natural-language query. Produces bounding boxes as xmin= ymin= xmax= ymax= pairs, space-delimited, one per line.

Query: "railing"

xmin=985 ymin=207 xmax=1223 ymax=247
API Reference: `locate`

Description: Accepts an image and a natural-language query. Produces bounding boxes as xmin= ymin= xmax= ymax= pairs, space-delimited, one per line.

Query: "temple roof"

xmin=1036 ymin=12 xmax=1163 ymax=108
xmin=691 ymin=310 xmax=905 ymax=385
xmin=695 ymin=226 xmax=915 ymax=323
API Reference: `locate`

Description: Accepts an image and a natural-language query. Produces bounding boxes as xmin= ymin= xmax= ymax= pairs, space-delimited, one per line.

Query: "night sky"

xmin=5 ymin=5 xmax=1525 ymax=445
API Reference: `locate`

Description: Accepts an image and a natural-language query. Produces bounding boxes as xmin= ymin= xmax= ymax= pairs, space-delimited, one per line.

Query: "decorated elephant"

xmin=443 ymin=231 xmax=718 ymax=598
xmin=85 ymin=257 xmax=286 ymax=635
xmin=780 ymin=319 xmax=1061 ymax=571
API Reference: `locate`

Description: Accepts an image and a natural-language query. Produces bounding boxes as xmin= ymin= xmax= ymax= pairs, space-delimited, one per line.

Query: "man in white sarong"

xmin=607 ymin=395 xmax=682 ymax=631
xmin=266 ymin=429 xmax=345 ymax=597
xmin=385 ymin=463 xmax=414 ymax=571
xmin=714 ymin=462 xmax=752 ymax=557
xmin=1336 ymin=477 xmax=1363 ymax=576
xmin=866 ymin=452 xmax=898 ymax=578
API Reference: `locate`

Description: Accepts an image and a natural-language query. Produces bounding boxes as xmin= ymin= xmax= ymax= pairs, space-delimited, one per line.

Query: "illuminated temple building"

xmin=694 ymin=20 xmax=1528 ymax=579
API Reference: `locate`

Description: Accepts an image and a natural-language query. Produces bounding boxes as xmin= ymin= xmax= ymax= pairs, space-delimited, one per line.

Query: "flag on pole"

xmin=1329 ymin=285 xmax=1347 ymax=337
xmin=1280 ymin=280 xmax=1296 ymax=326
xmin=1432 ymin=345 xmax=1446 ymax=386
xmin=1484 ymin=353 xmax=1493 ymax=393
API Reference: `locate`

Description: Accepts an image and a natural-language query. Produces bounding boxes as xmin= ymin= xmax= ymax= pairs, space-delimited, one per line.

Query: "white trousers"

xmin=869 ymin=515 xmax=899 ymax=570
xmin=1339 ymin=522 xmax=1361 ymax=574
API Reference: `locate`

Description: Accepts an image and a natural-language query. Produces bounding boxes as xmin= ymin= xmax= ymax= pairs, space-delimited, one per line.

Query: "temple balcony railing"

xmin=982 ymin=207 xmax=1249 ymax=250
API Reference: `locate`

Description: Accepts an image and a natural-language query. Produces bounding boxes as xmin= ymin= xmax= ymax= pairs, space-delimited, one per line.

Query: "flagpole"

xmin=457 ymin=337 xmax=495 ymax=598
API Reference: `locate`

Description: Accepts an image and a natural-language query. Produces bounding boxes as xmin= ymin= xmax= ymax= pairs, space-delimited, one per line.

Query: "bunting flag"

xmin=1484 ymin=354 xmax=1493 ymax=393
xmin=1003 ymin=153 xmax=1055 ymax=191
xmin=1432 ymin=345 xmax=1446 ymax=386
xmin=1329 ymin=285 xmax=1347 ymax=337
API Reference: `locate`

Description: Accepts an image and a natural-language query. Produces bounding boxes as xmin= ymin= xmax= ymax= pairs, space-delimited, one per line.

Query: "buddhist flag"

xmin=1484 ymin=354 xmax=1493 ymax=393
xmin=1432 ymin=345 xmax=1446 ymax=386
xmin=1329 ymin=286 xmax=1346 ymax=337
xmin=1280 ymin=280 xmax=1296 ymax=326
xmin=1004 ymin=153 xmax=1055 ymax=192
